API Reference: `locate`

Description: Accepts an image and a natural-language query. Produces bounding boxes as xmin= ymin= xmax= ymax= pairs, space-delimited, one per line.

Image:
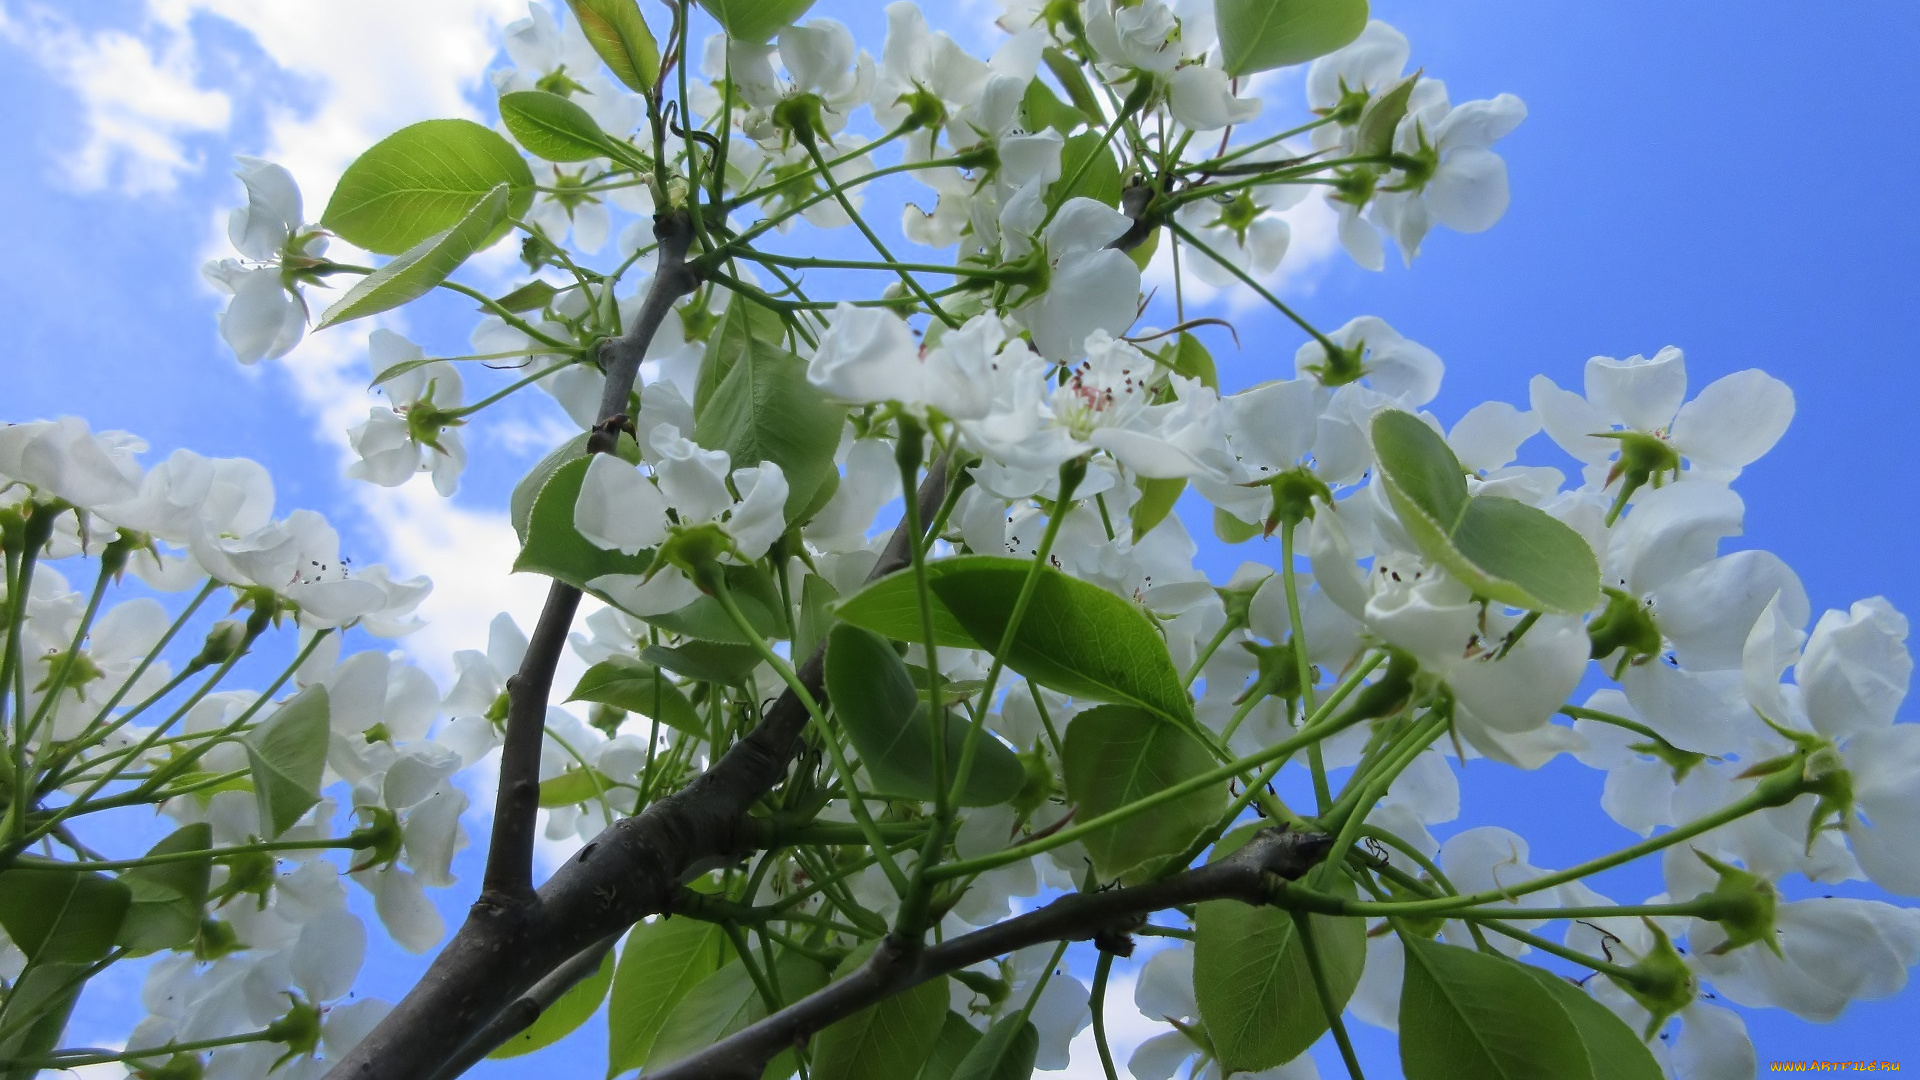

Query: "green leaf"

xmin=1166 ymin=332 xmax=1218 ymax=390
xmin=641 ymin=641 xmax=763 ymax=686
xmin=1517 ymin=965 xmax=1664 ymax=1080
xmin=1398 ymin=937 xmax=1595 ymax=1080
xmin=795 ymin=574 xmax=840 ymax=660
xmin=695 ymin=299 xmax=791 ymax=417
xmin=0 ymin=869 xmax=130 ymax=964
xmin=951 ymin=1016 xmax=1038 ymax=1080
xmin=1216 ymin=0 xmax=1370 ymax=76
xmin=837 ymin=557 xmax=1196 ymax=729
xmin=647 ymin=952 xmax=829 ymax=1071
xmin=569 ymin=656 xmax=705 ymax=736
xmin=1130 ymin=477 xmax=1186 ymax=543
xmin=1354 ymin=72 xmax=1419 ymax=158
xmin=322 ymin=119 xmax=533 ymax=254
xmin=1372 ymin=410 xmax=1601 ymax=614
xmin=693 ymin=325 xmax=844 ymax=520
xmin=242 ymin=684 xmax=330 ymax=838
xmin=696 ymin=0 xmax=819 ymax=44
xmin=501 ymin=90 xmax=621 ymax=162
xmin=607 ymin=918 xmax=728 ymax=1075
xmin=1195 ymin=829 xmax=1364 ymax=1072
xmin=491 ymin=949 xmax=615 ymax=1058
xmin=564 ymin=0 xmax=661 ymax=94
xmin=1214 ymin=506 xmax=1262 ymax=544
xmin=1051 ymin=130 xmax=1123 ymax=208
xmin=1041 ymin=47 xmax=1104 ymax=120
xmin=116 ymin=824 xmax=213 ymax=955
xmin=493 ymin=279 xmax=563 ymax=314
xmin=1021 ymin=78 xmax=1085 ymax=135
xmin=914 ymin=1012 xmax=986 ymax=1080
xmin=825 ymin=626 xmax=1024 ymax=806
xmin=539 ymin=767 xmax=614 ymax=808
xmin=811 ymin=955 xmax=949 ymax=1080
xmin=513 ymin=456 xmax=656 ymax=591
xmin=316 ymin=184 xmax=512 ymax=330
xmin=512 ymin=433 xmax=593 ymax=542
xmin=642 ymin=566 xmax=785 ymax=644
xmin=1061 ymin=704 xmax=1222 ymax=880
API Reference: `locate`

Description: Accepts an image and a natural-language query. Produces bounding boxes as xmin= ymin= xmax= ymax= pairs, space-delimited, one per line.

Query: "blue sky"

xmin=4 ymin=0 xmax=1917 ymax=1075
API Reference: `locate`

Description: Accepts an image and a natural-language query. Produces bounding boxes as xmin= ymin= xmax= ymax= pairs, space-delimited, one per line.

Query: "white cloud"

xmin=0 ymin=5 xmax=231 ymax=193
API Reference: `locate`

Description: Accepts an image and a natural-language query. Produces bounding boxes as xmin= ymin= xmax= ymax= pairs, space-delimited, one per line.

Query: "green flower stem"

xmin=1558 ymin=704 xmax=1675 ymax=748
xmin=3 ymin=507 xmax=54 ymax=843
xmin=928 ymin=657 xmax=1385 ymax=883
xmin=1028 ymin=680 xmax=1065 ymax=763
xmin=1189 ymin=114 xmax=1342 ymax=173
xmin=543 ymin=727 xmax=618 ymax=825
xmin=1455 ymin=899 xmax=1720 ymax=922
xmin=1090 ymin=951 xmax=1121 ymax=1080
xmin=1281 ymin=523 xmax=1329 ymax=813
xmin=0 ymin=946 xmax=126 ymax=1047
xmin=1182 ymin=617 xmax=1240 ymax=689
xmin=768 ymin=820 xmax=928 ymax=847
xmin=1170 ymin=224 xmax=1337 ymax=354
xmin=0 ymin=1028 xmax=280 ymax=1070
xmin=433 ymin=280 xmax=576 ymax=351
xmin=1093 ymin=493 xmax=1116 ymax=542
xmin=918 ymin=452 xmax=975 ymax=558
xmin=22 ymin=548 xmax=116 ymax=748
xmin=725 ymin=922 xmax=785 ymax=1016
xmin=703 ymin=269 xmax=979 ymax=314
xmin=795 ymin=131 xmax=958 ymax=328
xmin=1295 ymin=910 xmax=1367 ymax=1080
xmin=1475 ymin=922 xmax=1640 ymax=982
xmin=1014 ymin=939 xmax=1072 ymax=1028
xmin=1168 ymin=156 xmax=1390 ymax=206
xmin=727 ymin=153 xmax=984 ymax=251
xmin=945 ymin=459 xmax=1083 ymax=814
xmin=1156 ymin=753 xmax=1295 ymax=880
xmin=1289 ymin=784 xmax=1784 ymax=919
xmin=49 ymin=834 xmax=372 ymax=872
xmin=445 ymin=361 xmax=576 ymax=420
xmin=1136 ymin=924 xmax=1195 ymax=941
xmin=897 ymin=428 xmax=951 ymax=936
xmin=1037 ymin=80 xmax=1147 ymax=234
xmin=1312 ymin=714 xmax=1448 ymax=890
xmin=737 ymin=249 xmax=1030 ymax=283
xmin=724 ymin=123 xmax=912 ymax=211
xmin=73 ymin=578 xmax=219 ymax=742
xmin=707 ymin=574 xmax=910 ymax=896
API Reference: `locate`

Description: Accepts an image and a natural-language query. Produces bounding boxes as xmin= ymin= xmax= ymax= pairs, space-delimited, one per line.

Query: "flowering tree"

xmin=3 ymin=1 xmax=1917 ymax=1078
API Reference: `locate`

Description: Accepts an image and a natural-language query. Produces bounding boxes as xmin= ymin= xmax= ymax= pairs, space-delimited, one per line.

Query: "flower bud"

xmin=265 ymin=994 xmax=322 ymax=1070
xmin=193 ymin=917 xmax=245 ymax=962
xmin=1257 ymin=466 xmax=1332 ymax=533
xmin=1236 ymin=639 xmax=1302 ymax=706
xmin=1010 ymin=743 xmax=1055 ymax=818
xmin=211 ymin=850 xmax=277 ymax=910
xmin=349 ymin=805 xmax=403 ymax=873
xmin=1694 ymin=850 xmax=1782 ymax=957
xmin=1586 ymin=587 xmax=1662 ymax=672
xmin=1606 ymin=919 xmax=1696 ymax=1040
xmin=188 ymin=619 xmax=250 ymax=672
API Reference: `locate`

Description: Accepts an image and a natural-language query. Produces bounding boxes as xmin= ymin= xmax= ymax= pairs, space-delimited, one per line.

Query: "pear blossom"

xmin=1370 ymin=88 xmax=1528 ymax=262
xmin=1083 ymin=0 xmax=1259 ymax=132
xmin=204 ymin=158 xmax=326 ymax=364
xmin=1012 ymin=198 xmax=1143 ymax=361
xmin=347 ymin=331 xmax=468 ymax=496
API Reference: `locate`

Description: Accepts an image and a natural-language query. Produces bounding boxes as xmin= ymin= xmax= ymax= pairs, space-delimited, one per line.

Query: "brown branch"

xmin=646 ymin=827 xmax=1336 ymax=1080
xmin=483 ymin=208 xmax=700 ymax=901
xmin=323 ymin=449 xmax=954 ymax=1080
xmin=424 ymin=933 xmax=620 ymax=1080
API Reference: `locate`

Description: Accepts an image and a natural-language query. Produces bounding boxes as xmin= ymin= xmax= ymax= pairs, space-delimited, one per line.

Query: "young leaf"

xmin=1355 ymin=73 xmax=1420 ymax=158
xmin=915 ymin=1012 xmax=986 ymax=1080
xmin=697 ymin=0 xmax=819 ymax=44
xmin=1398 ymin=937 xmax=1595 ymax=1080
xmin=500 ymin=90 xmax=622 ymax=162
xmin=513 ymin=456 xmax=655 ymax=591
xmin=695 ymin=296 xmax=792 ymax=416
xmin=489 ymin=949 xmax=615 ymax=1059
xmin=1131 ymin=477 xmax=1186 ymax=543
xmin=1166 ymin=332 xmax=1218 ymax=389
xmin=838 ymin=557 xmax=1196 ymax=729
xmin=1217 ymin=0 xmax=1370 ymax=77
xmin=607 ymin=918 xmax=727 ymax=1075
xmin=810 ymin=956 xmax=949 ymax=1080
xmin=316 ymin=185 xmax=511 ymax=329
xmin=492 ymin=279 xmax=563 ymax=314
xmin=1517 ymin=966 xmax=1664 ymax=1080
xmin=825 ymin=625 xmax=1024 ymax=806
xmin=568 ymin=656 xmax=705 ymax=736
xmin=539 ymin=768 xmax=614 ymax=808
xmin=1041 ymin=47 xmax=1104 ymax=120
xmin=322 ymin=119 xmax=533 ymax=254
xmin=1195 ymin=829 xmax=1365 ymax=1073
xmin=1372 ymin=410 xmax=1601 ymax=614
xmin=0 ymin=869 xmax=131 ymax=964
xmin=641 ymin=566 xmax=785 ymax=644
xmin=795 ymin=573 xmax=840 ymax=660
xmin=1051 ymin=130 xmax=1123 ymax=208
xmin=647 ymin=952 xmax=829 ymax=1071
xmin=1061 ymin=704 xmax=1222 ymax=881
xmin=951 ymin=1015 xmax=1038 ymax=1080
xmin=640 ymin=641 xmax=763 ymax=686
xmin=564 ymin=0 xmax=661 ymax=95
xmin=115 ymin=824 xmax=214 ymax=955
xmin=693 ymin=328 xmax=844 ymax=520
xmin=512 ymin=433 xmax=592 ymax=542
xmin=242 ymin=684 xmax=331 ymax=838
xmin=1021 ymin=78 xmax=1085 ymax=135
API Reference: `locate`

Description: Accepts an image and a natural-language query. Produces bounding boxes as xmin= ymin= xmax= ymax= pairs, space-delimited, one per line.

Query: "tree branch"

xmin=482 ymin=208 xmax=700 ymax=901
xmin=323 ymin=447 xmax=954 ymax=1080
xmin=424 ymin=933 xmax=621 ymax=1080
xmin=646 ymin=827 xmax=1335 ymax=1080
